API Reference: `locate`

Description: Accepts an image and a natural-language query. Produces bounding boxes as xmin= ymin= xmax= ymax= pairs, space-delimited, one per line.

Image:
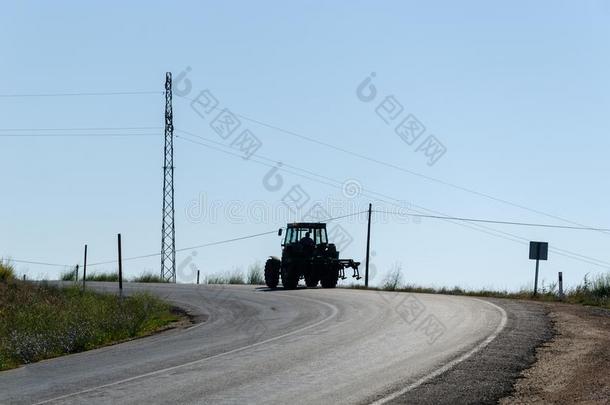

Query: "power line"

xmin=3 ymin=94 xmax=606 ymax=270
xmin=7 ymin=217 xmax=365 ymax=269
xmin=175 ymin=129 xmax=610 ymax=269
xmin=8 ymin=89 xmax=598 ymax=232
xmin=176 ymin=230 xmax=279 ymax=252
xmin=88 ymin=230 xmax=280 ymax=267
xmin=175 ymin=94 xmax=604 ymax=235
xmin=89 ymin=216 xmax=365 ymax=268
xmin=10 ymin=230 xmax=278 ymax=268
xmin=0 ymin=127 xmax=162 ymax=131
xmin=321 ymin=212 xmax=369 ymax=223
xmin=1 ymin=88 xmax=600 ymax=235
xmin=0 ymin=133 xmax=160 ymax=137
xmin=3 ymin=258 xmax=71 ymax=267
xmin=0 ymin=126 xmax=162 ymax=138
xmin=0 ymin=91 xmax=163 ymax=98
xmin=373 ymin=211 xmax=610 ymax=232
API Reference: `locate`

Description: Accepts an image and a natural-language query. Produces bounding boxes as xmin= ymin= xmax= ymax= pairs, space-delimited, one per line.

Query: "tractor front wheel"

xmin=264 ymin=258 xmax=281 ymax=289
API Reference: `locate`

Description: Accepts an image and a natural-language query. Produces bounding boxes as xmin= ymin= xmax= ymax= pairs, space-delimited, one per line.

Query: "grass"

xmin=0 ymin=279 xmax=178 ymax=371
xmin=58 ymin=263 xmax=264 ymax=285
xmin=567 ymin=272 xmax=610 ymax=308
xmin=206 ymin=274 xmax=228 ymax=284
xmin=60 ymin=269 xmax=118 ymax=282
xmin=60 ymin=268 xmax=78 ymax=281
xmin=205 ymin=263 xmax=265 ymax=285
xmin=0 ymin=260 xmax=15 ymax=282
xmin=206 ymin=270 xmax=245 ymax=284
xmin=349 ymin=265 xmax=610 ymax=310
xmin=382 ymin=262 xmax=403 ymax=291
xmin=246 ymin=262 xmax=264 ymax=285
xmin=227 ymin=271 xmax=246 ymax=284
xmin=62 ymin=269 xmax=166 ymax=283
xmin=85 ymin=272 xmax=120 ymax=282
xmin=131 ymin=272 xmax=168 ymax=283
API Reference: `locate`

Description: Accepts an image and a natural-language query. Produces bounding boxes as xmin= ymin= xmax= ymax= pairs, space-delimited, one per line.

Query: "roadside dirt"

xmin=500 ymin=302 xmax=610 ymax=404
xmin=167 ymin=306 xmax=201 ymax=329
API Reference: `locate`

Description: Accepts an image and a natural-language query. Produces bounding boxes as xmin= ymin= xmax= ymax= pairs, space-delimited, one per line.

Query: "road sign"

xmin=529 ymin=241 xmax=548 ymax=261
xmin=529 ymin=241 xmax=549 ymax=296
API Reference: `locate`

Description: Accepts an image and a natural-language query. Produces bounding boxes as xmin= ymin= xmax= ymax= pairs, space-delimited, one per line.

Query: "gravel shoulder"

xmin=386 ymin=298 xmax=553 ymax=405
xmin=386 ymin=297 xmax=610 ymax=405
xmin=500 ymin=302 xmax=610 ymax=404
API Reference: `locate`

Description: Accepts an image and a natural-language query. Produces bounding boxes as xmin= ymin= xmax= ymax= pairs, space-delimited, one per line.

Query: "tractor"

xmin=264 ymin=222 xmax=361 ymax=289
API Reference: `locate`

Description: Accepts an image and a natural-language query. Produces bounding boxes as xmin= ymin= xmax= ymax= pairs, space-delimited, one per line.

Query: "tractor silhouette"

xmin=264 ymin=222 xmax=361 ymax=289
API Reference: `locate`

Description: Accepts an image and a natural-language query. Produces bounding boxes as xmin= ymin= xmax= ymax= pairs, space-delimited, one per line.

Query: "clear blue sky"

xmin=1 ymin=1 xmax=609 ymax=290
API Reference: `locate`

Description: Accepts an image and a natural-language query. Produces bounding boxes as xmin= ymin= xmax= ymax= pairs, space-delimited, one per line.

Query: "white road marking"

xmin=370 ymin=298 xmax=508 ymax=405
xmin=34 ymin=292 xmax=339 ymax=404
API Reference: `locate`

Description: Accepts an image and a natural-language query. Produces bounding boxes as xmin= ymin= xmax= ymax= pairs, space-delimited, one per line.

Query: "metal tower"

xmin=161 ymin=72 xmax=176 ymax=282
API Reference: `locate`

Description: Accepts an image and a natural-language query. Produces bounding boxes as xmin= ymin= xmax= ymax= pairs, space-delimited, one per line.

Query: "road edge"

xmin=378 ymin=297 xmax=554 ymax=405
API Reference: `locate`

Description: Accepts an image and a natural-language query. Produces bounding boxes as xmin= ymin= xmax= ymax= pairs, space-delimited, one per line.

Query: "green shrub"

xmin=0 ymin=261 xmax=15 ymax=282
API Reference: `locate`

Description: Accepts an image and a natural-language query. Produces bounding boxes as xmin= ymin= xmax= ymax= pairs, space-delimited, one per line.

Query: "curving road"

xmin=0 ymin=283 xmax=508 ymax=404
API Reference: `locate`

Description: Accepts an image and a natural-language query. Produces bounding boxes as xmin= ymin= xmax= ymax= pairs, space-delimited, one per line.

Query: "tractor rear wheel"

xmin=281 ymin=263 xmax=299 ymax=290
xmin=304 ymin=272 xmax=318 ymax=288
xmin=320 ymin=267 xmax=339 ymax=288
xmin=264 ymin=258 xmax=280 ymax=289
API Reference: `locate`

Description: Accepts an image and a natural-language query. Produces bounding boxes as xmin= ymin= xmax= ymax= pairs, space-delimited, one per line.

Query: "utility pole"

xmin=161 ymin=72 xmax=176 ymax=283
xmin=83 ymin=244 xmax=88 ymax=290
xmin=365 ymin=203 xmax=372 ymax=288
xmin=118 ymin=234 xmax=123 ymax=295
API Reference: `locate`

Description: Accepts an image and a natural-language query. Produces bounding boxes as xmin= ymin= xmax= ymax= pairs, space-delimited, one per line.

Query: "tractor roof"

xmin=286 ymin=222 xmax=327 ymax=229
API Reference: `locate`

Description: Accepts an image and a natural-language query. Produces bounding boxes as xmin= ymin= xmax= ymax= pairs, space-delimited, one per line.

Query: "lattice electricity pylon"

xmin=161 ymin=72 xmax=176 ymax=283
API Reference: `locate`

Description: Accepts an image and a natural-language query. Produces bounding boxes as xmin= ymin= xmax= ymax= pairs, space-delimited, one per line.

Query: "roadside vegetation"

xmin=61 ymin=269 xmax=167 ymax=283
xmin=0 ymin=261 xmax=178 ymax=371
xmin=206 ymin=270 xmax=246 ymax=285
xmin=351 ymin=264 xmax=610 ymax=309
xmin=60 ymin=269 xmax=119 ymax=282
xmin=131 ymin=272 xmax=168 ymax=283
xmin=246 ymin=262 xmax=264 ymax=285
xmin=204 ymin=262 xmax=265 ymax=285
xmin=0 ymin=260 xmax=15 ymax=282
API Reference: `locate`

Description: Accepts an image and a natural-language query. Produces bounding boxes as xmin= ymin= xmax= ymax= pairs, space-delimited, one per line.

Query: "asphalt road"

xmin=0 ymin=283 xmax=512 ymax=404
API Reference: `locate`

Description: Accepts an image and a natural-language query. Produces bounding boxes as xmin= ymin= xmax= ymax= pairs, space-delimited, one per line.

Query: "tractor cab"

xmin=280 ymin=223 xmax=328 ymax=247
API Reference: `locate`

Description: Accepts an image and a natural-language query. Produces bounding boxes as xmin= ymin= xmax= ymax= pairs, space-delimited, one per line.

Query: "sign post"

xmin=118 ymin=233 xmax=123 ymax=297
xmin=365 ymin=203 xmax=372 ymax=288
xmin=83 ymin=244 xmax=88 ymax=291
xmin=529 ymin=241 xmax=549 ymax=296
